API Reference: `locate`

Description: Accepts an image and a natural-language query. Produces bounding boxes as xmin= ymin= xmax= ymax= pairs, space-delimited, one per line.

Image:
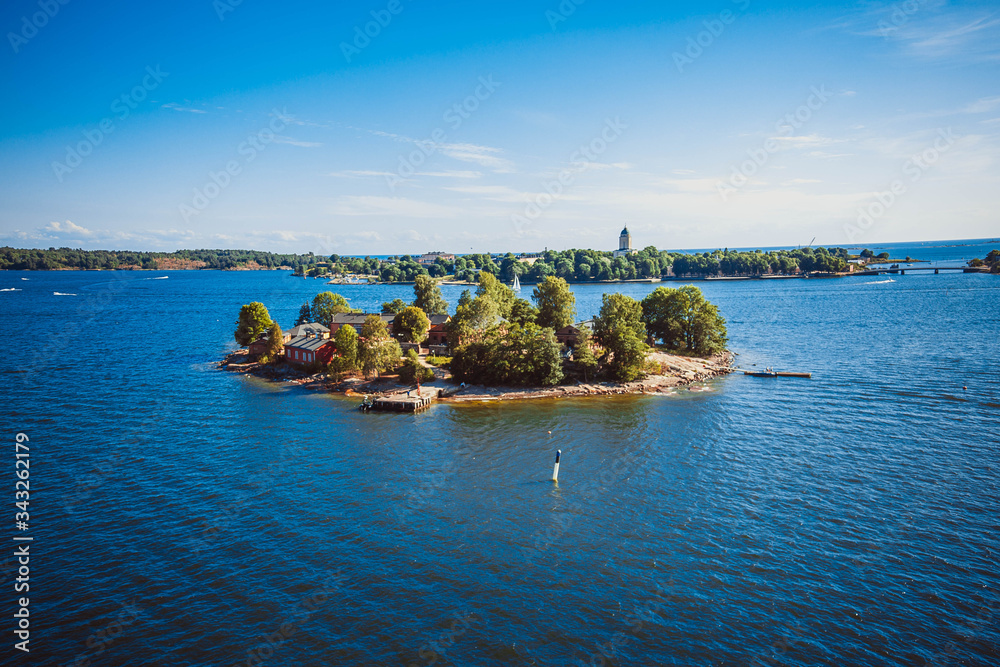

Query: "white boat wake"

xmin=1 ymin=288 xmax=21 ymax=292
xmin=862 ymin=279 xmax=895 ymax=285
xmin=53 ymin=292 xmax=78 ymax=296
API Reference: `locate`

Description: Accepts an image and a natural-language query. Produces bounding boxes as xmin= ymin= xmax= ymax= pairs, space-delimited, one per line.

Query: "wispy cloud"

xmin=844 ymin=2 xmax=1000 ymax=62
xmin=439 ymin=143 xmax=516 ymax=173
xmin=330 ymin=196 xmax=464 ymax=218
xmin=330 ymin=169 xmax=397 ymax=178
xmin=416 ymin=170 xmax=483 ymax=179
xmin=162 ymin=103 xmax=208 ymax=114
xmin=442 ymin=184 xmax=527 ymax=202
xmin=273 ymin=136 xmax=323 ymax=148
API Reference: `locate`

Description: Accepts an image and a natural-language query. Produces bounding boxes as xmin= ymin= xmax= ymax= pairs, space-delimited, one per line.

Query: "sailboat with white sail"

xmin=512 ymin=274 xmax=521 ymax=292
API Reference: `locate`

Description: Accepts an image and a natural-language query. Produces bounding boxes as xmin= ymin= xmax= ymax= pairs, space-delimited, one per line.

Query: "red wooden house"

xmin=284 ymin=335 xmax=335 ymax=366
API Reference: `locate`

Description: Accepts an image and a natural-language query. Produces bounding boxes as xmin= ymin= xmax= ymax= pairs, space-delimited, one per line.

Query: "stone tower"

xmin=619 ymin=226 xmax=631 ymax=252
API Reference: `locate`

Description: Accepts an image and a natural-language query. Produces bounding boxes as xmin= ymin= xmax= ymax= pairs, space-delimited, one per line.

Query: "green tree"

xmin=295 ymin=303 xmax=312 ymax=325
xmin=508 ymin=298 xmax=539 ymax=326
xmin=381 ymin=298 xmax=408 ymax=315
xmin=311 ymin=291 xmax=354 ymax=327
xmin=394 ymin=306 xmax=431 ymax=343
xmin=358 ymin=315 xmax=402 ymax=378
xmin=234 ymin=302 xmax=274 ymax=347
xmin=572 ymin=327 xmax=598 ymax=382
xmin=532 ymin=276 xmax=576 ymax=330
xmin=413 ymin=275 xmax=449 ymax=315
xmin=261 ymin=321 xmax=283 ymax=363
xmin=333 ymin=324 xmax=359 ymax=371
xmin=450 ymin=323 xmax=564 ymax=387
xmin=641 ymin=285 xmax=728 ymax=356
xmin=476 ymin=272 xmax=515 ymax=319
xmin=447 ymin=295 xmax=500 ymax=347
xmin=399 ymin=349 xmax=435 ymax=384
xmin=593 ymin=293 xmax=648 ymax=382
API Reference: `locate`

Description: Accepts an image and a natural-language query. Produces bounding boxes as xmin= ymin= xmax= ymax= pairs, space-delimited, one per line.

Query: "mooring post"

xmin=552 ymin=449 xmax=561 ymax=482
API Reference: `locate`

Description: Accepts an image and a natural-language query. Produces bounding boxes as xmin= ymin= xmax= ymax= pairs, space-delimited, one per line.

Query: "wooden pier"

xmin=741 ymin=370 xmax=812 ymax=378
xmin=362 ymin=389 xmax=437 ymax=413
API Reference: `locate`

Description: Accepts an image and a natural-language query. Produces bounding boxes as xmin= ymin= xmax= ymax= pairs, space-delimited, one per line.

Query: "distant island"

xmin=4 ymin=229 xmax=997 ymax=281
xmin=221 ymin=273 xmax=734 ymax=404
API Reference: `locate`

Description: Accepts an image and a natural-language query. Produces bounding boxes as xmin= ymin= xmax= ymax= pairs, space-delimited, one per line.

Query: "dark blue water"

xmin=1 ymin=251 xmax=998 ymax=666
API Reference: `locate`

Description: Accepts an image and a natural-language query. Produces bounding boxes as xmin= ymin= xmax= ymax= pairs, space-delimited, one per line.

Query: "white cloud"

xmin=44 ymin=220 xmax=93 ymax=236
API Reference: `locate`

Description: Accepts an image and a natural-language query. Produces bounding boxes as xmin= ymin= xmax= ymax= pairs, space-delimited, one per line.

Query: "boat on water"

xmin=744 ymin=371 xmax=778 ymax=378
xmin=512 ymin=274 xmax=521 ymax=292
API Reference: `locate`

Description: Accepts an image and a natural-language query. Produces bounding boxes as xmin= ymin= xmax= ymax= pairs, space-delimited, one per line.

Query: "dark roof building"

xmin=286 ymin=322 xmax=330 ymax=339
xmin=284 ymin=334 xmax=335 ymax=366
xmin=329 ymin=313 xmax=394 ymax=334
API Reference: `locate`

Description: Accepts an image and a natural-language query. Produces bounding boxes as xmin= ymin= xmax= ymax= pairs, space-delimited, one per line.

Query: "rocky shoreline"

xmin=220 ymin=350 xmax=735 ymax=403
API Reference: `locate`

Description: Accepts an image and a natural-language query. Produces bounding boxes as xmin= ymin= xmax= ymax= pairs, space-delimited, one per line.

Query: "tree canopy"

xmin=295 ymin=303 xmax=312 ymax=325
xmin=447 ymin=294 xmax=500 ymax=347
xmin=311 ymin=291 xmax=355 ymax=327
xmin=234 ymin=302 xmax=274 ymax=347
xmin=641 ymin=286 xmax=728 ymax=356
xmin=394 ymin=306 xmax=431 ymax=343
xmin=476 ymin=272 xmax=516 ymax=320
xmin=508 ymin=298 xmax=539 ymax=327
xmin=593 ymin=294 xmax=648 ymax=382
xmin=262 ymin=322 xmax=283 ymax=362
xmin=413 ymin=275 xmax=449 ymax=315
xmin=450 ymin=323 xmax=564 ymax=387
xmin=532 ymin=276 xmax=576 ymax=330
xmin=358 ymin=315 xmax=402 ymax=378
xmin=381 ymin=298 xmax=408 ymax=315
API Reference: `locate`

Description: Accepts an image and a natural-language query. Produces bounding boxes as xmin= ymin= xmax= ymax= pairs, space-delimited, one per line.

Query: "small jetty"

xmin=360 ymin=389 xmax=436 ymax=413
xmin=741 ymin=369 xmax=812 ymax=378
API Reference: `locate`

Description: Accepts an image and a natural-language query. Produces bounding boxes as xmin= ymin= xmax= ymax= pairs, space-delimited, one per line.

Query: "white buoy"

xmin=551 ymin=449 xmax=561 ymax=482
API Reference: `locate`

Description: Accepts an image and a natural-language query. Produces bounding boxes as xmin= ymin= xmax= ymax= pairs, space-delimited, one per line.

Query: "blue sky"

xmin=1 ymin=0 xmax=998 ymax=254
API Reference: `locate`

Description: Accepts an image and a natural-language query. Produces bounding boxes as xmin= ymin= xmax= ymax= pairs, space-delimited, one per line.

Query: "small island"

xmin=221 ymin=273 xmax=735 ymax=406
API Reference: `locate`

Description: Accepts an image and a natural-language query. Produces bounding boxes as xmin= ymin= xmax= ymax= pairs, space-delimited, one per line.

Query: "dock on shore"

xmin=364 ymin=388 xmax=437 ymax=412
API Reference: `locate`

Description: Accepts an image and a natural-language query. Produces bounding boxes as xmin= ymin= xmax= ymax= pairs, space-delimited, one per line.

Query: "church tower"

xmin=619 ymin=226 xmax=631 ymax=252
